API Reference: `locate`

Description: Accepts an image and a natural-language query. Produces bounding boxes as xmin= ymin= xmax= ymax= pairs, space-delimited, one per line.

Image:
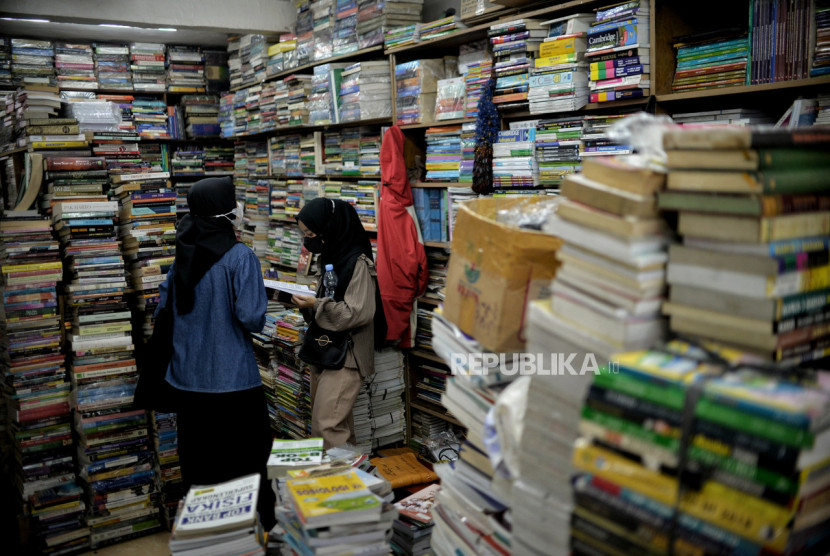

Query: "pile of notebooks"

xmin=585 ymin=0 xmax=650 ymax=103
xmin=353 ymin=348 xmax=407 ymax=452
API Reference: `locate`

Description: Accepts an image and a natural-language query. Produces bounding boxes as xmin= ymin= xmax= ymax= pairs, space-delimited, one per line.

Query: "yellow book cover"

xmin=539 ymin=36 xmax=584 ymax=59
xmin=30 ymin=140 xmax=88 ymax=149
xmin=1 ymin=261 xmax=63 ymax=273
xmin=370 ymin=452 xmax=438 ymax=489
xmin=286 ymin=470 xmax=382 ymax=527
xmin=535 ymin=52 xmax=580 ymax=68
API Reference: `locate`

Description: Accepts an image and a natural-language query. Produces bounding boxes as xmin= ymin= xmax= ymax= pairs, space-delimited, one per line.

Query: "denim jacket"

xmin=156 ymin=243 xmax=266 ymax=393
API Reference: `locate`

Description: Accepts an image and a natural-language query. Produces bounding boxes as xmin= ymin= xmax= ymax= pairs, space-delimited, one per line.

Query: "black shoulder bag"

xmin=298 ymin=319 xmax=353 ymax=370
xmin=134 ymin=284 xmax=177 ymax=412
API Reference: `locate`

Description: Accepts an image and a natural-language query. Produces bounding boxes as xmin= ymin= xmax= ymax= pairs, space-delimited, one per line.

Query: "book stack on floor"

xmin=395 ymin=59 xmax=444 ymax=126
xmin=94 ymin=43 xmax=132 ymax=90
xmin=353 ymin=348 xmax=406 ymax=453
xmin=129 ymin=43 xmax=166 ymax=92
xmin=357 ymin=0 xmax=423 ymax=49
xmin=570 ymin=347 xmax=830 ymax=554
xmin=272 ymin=469 xmax=396 ymax=555
xmin=586 ymin=1 xmax=650 ymax=104
xmin=11 ymin=39 xmax=55 ymax=87
xmin=492 ymin=123 xmax=538 ymax=188
xmin=170 ymin=474 xmax=266 ymax=556
xmin=253 ymin=301 xmax=282 ymax=433
xmin=541 ymin=155 xmax=668 ymax=360
xmin=424 ymin=125 xmax=462 ymax=183
xmin=529 ymin=14 xmax=593 ymax=115
xmin=0 ymin=212 xmax=89 ymax=555
xmin=658 ymin=125 xmax=830 ymax=364
xmin=579 ymin=113 xmax=634 ymax=157
xmin=671 ymin=108 xmax=772 ymax=126
xmin=671 ymin=30 xmax=748 ymax=93
xmin=489 ymin=18 xmax=545 ymax=110
xmin=273 ymin=311 xmax=313 ymax=438
xmin=339 ymin=61 xmax=392 ymax=122
xmin=813 ymin=0 xmax=830 ymax=77
xmin=391 ymin=483 xmax=440 ymax=556
xmin=149 ymin=410 xmax=183 ymax=529
xmin=180 ymin=95 xmax=220 ymax=138
xmin=167 ymin=46 xmax=205 ymax=93
xmin=535 ymin=116 xmax=584 ymax=190
xmin=55 ymin=42 xmax=97 ymax=90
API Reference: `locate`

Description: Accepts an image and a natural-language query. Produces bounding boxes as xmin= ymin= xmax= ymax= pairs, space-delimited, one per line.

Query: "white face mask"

xmin=208 ymin=200 xmax=244 ymax=230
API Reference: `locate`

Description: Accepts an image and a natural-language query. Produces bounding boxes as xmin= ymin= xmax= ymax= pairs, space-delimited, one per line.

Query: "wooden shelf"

xmin=0 ymin=146 xmax=27 ymax=157
xmin=409 ymin=349 xmax=447 ymax=365
xmin=411 ymin=181 xmax=458 ymax=188
xmin=229 ymin=117 xmax=392 ymax=139
xmin=656 ymin=76 xmax=830 ymax=103
xmin=500 ymin=97 xmax=651 ymax=120
xmin=409 ymin=401 xmax=464 ymax=428
xmin=399 ymin=117 xmax=477 ymax=130
xmin=230 ymin=45 xmax=386 ymax=91
xmin=424 ymin=241 xmax=450 ymax=248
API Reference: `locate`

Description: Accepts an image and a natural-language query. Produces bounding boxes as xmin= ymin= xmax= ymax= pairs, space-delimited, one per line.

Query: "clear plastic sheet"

xmin=605 ymin=111 xmax=675 ymax=164
xmin=495 ymin=197 xmax=560 ymax=230
xmin=424 ymin=430 xmax=461 ymax=463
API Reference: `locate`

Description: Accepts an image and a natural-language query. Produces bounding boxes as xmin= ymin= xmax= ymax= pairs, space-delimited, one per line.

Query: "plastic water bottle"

xmin=323 ymin=264 xmax=337 ymax=299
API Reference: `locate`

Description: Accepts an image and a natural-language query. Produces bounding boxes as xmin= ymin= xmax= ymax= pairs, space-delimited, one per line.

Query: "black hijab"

xmin=296 ymin=198 xmax=372 ymax=301
xmin=174 ymin=176 xmax=239 ymax=314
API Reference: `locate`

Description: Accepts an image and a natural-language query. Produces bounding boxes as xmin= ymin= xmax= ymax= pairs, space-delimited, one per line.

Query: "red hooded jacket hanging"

xmin=377 ymin=125 xmax=429 ymax=348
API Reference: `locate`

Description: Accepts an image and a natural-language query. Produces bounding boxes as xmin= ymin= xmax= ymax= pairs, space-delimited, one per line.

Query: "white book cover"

xmin=173 ymin=473 xmax=260 ymax=539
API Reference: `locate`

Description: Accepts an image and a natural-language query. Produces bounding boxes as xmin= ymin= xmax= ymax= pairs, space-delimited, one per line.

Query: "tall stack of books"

xmin=1 ymin=212 xmax=88 ymax=555
xmin=129 ymin=43 xmax=166 ymax=92
xmin=204 ymin=49 xmax=229 ymax=93
xmin=55 ymin=42 xmax=97 ymax=90
xmin=285 ymin=74 xmax=312 ymax=125
xmin=358 ymin=128 xmax=381 ymax=177
xmin=180 ymin=95 xmax=220 ymax=138
xmin=461 ymin=42 xmax=492 ymax=119
xmin=535 ymin=116 xmax=584 ymax=190
xmin=97 ymin=94 xmax=136 ymax=132
xmin=489 ymin=18 xmax=545 ymax=110
xmin=266 ymin=35 xmax=297 ymax=76
xmin=458 ymin=122 xmax=476 ymax=185
xmin=353 ymin=349 xmax=406 ymax=452
xmin=294 ymin=2 xmax=315 ymax=67
xmin=812 ymin=0 xmax=830 ymax=77
xmin=580 ymin=113 xmax=634 ymax=157
xmin=420 ymin=16 xmax=466 ymax=41
xmin=338 ymin=128 xmax=359 ymax=176
xmin=529 ymin=14 xmax=593 ymax=114
xmin=254 ymin=304 xmax=281 ymax=432
xmin=312 ymin=0 xmax=335 ymax=61
xmin=260 ymin=83 xmax=278 ymax=131
xmin=571 ymin=347 xmax=830 ymax=554
xmin=586 ymin=0 xmax=650 ymax=103
xmin=94 ymin=43 xmax=132 ymax=90
xmin=357 ymin=0 xmax=423 ymax=49
xmin=424 ymin=125 xmax=462 ymax=182
xmin=340 ymin=61 xmax=392 ymax=122
xmin=242 ymin=178 xmax=272 ymax=266
xmin=218 ymin=92 xmax=233 ymax=138
xmin=332 ymin=0 xmax=357 ymax=56
xmin=273 ymin=79 xmax=291 ymax=126
xmin=132 ymin=98 xmax=169 ymax=139
xmin=299 ymin=134 xmax=319 ymax=177
xmin=274 ymin=312 xmax=313 ymax=438
xmin=275 ymin=470 xmax=395 ymax=553
xmin=492 ymin=124 xmax=538 ymax=188
xmin=226 ymin=36 xmax=242 ymax=90
xmin=395 ymin=59 xmax=444 ymax=126
xmin=392 ymin=484 xmax=440 ymax=556
xmin=671 ymin=30 xmax=748 ymax=93
xmin=542 ymin=155 xmax=668 ymax=359
xmin=0 ymin=38 xmax=11 ymax=88
xmin=309 ymin=63 xmax=345 ymax=125
xmin=658 ymin=126 xmax=830 ymax=363
xmin=323 ymin=131 xmax=343 ymax=174
xmin=166 ymin=46 xmax=205 ymax=93
xmin=243 ymin=84 xmax=264 ymax=134
xmin=149 ymin=410 xmax=183 ymax=529
xmin=11 ymin=39 xmax=55 ymax=87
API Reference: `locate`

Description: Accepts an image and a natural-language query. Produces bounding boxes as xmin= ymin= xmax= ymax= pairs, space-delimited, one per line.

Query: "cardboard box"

xmin=443 ymin=197 xmax=562 ymax=353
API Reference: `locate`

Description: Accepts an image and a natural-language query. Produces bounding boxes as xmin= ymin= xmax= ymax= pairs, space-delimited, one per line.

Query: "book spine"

xmin=695 ymin=398 xmax=812 ymax=447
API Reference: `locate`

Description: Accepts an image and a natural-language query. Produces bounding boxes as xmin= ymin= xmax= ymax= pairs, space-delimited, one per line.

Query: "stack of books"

xmin=412 ymin=187 xmax=449 ymax=241
xmin=180 ymin=95 xmax=220 ymax=138
xmin=489 ymin=18 xmax=546 ymax=110
xmin=132 ymin=98 xmax=169 ymax=138
xmin=419 ymin=16 xmax=465 ymax=41
xmin=94 ymin=43 xmax=132 ymax=90
xmin=204 ymin=49 xmax=229 ymax=92
xmin=299 ymin=134 xmax=319 ymax=176
xmin=672 ymin=108 xmax=772 ymax=126
xmin=461 ymin=41 xmax=492 ymax=119
xmin=218 ymin=92 xmax=234 ymax=137
xmin=253 ymin=303 xmax=282 ymax=432
xmin=812 ymin=0 xmax=830 ymax=77
xmin=55 ymin=42 xmax=97 ymax=90
xmin=171 ymin=147 xmax=206 ymax=176
xmin=129 ymin=43 xmax=166 ymax=92
xmin=170 ymin=474 xmax=266 ymax=555
xmin=96 ymin=93 xmax=136 ymax=132
xmin=357 ymin=0 xmax=423 ymax=49
xmin=294 ymin=5 xmax=314 ymax=68
xmin=266 ymin=35 xmax=296 ymax=77
xmin=542 ymin=155 xmax=668 ymax=358
xmin=241 ymin=178 xmax=272 ymax=266
xmin=492 ymin=124 xmax=538 ymax=188
xmin=658 ymin=125 xmax=830 ymax=363
xmin=535 ymin=116 xmax=584 ymax=189
xmin=309 ymin=63 xmax=345 ymax=125
xmin=323 ymin=131 xmax=343 ymax=174
xmin=334 ymin=0 xmax=359 ymax=56
xmin=580 ymin=113 xmax=634 ymax=157
xmin=260 ymin=82 xmax=278 ymax=131
xmin=285 ymin=74 xmax=312 ymax=125
xmin=271 ymin=310 xmax=313 ymax=438
xmin=424 ymin=125 xmax=462 ymax=182
xmin=409 ymin=409 xmax=450 ymax=455
xmin=339 ymin=61 xmax=392 ymax=122
xmin=391 ymin=484 xmax=440 ymax=556
xmin=395 ymin=59 xmax=444 ymax=126
xmin=339 ymin=128 xmax=361 ymax=176
xmin=273 ymin=79 xmax=291 ymax=126
xmin=353 ymin=348 xmax=407 ymax=452
xmin=0 ymin=38 xmax=11 ymax=87
xmin=1 ymin=212 xmax=88 ymax=554
xmin=166 ymin=45 xmax=205 ymax=93
xmin=149 ymin=410 xmax=183 ymax=529
xmin=358 ymin=128 xmax=382 ymax=176
xmin=312 ymin=0 xmax=335 ymax=62
xmin=585 ymin=0 xmax=650 ymax=103
xmin=458 ymin=122 xmax=476 ymax=184
xmin=283 ymin=134 xmax=302 ymax=177
xmin=672 ymin=30 xmax=748 ymax=93
xmin=571 ymin=347 xmax=830 ymax=554
xmin=529 ymin=14 xmax=593 ymax=114
xmin=11 ymin=39 xmax=55 ymax=87
xmin=385 ymin=24 xmax=420 ymax=50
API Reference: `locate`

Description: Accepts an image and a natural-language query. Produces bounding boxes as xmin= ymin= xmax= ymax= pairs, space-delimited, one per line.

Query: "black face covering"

xmin=295 ymin=198 xmax=372 ymax=301
xmin=303 ymin=236 xmax=324 ymax=254
xmin=174 ymin=176 xmax=239 ymax=314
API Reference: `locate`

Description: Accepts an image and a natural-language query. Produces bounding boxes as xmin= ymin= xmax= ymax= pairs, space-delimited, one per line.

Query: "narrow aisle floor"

xmin=79 ymin=531 xmax=171 ymax=556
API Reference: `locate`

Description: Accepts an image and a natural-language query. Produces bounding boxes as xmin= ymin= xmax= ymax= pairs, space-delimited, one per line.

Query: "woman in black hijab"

xmin=156 ymin=176 xmax=275 ymax=530
xmin=293 ymin=199 xmax=385 ymax=449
